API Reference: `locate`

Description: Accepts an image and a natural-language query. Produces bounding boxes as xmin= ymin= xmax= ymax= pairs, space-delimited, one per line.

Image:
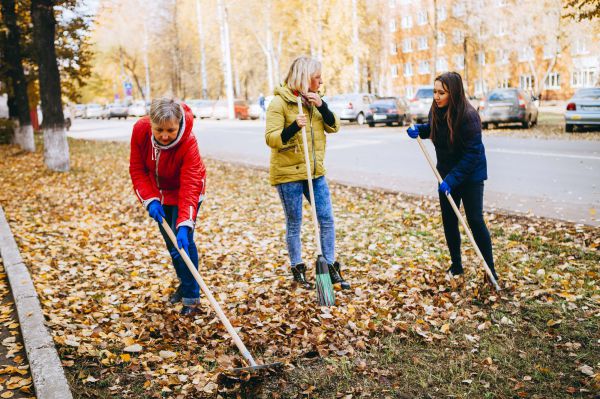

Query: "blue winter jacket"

xmin=417 ymin=106 xmax=487 ymax=188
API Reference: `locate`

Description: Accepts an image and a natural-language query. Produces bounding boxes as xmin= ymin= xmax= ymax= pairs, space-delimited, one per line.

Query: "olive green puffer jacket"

xmin=265 ymin=84 xmax=340 ymax=185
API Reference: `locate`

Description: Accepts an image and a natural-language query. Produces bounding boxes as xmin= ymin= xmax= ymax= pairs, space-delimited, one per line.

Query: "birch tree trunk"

xmin=143 ymin=20 xmax=151 ymax=100
xmin=1 ymin=0 xmax=34 ymax=152
xmin=31 ymin=0 xmax=69 ymax=172
xmin=351 ymin=0 xmax=360 ymax=92
xmin=217 ymin=0 xmax=235 ymax=119
xmin=195 ymin=0 xmax=208 ymax=99
xmin=431 ymin=0 xmax=438 ymax=82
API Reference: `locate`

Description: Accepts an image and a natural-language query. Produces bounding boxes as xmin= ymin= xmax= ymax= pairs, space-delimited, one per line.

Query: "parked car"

xmin=248 ymin=101 xmax=262 ymax=120
xmin=37 ymin=106 xmax=72 ymax=130
xmin=564 ymin=87 xmax=600 ymax=133
xmin=187 ymin=99 xmax=216 ymax=119
xmin=128 ymin=100 xmax=148 ymax=117
xmin=478 ymin=88 xmax=538 ymax=129
xmin=366 ymin=97 xmax=410 ymax=127
xmin=327 ymin=93 xmax=376 ymax=125
xmin=212 ymin=99 xmax=250 ymax=120
xmin=73 ymin=104 xmax=86 ymax=118
xmin=101 ymin=102 xmax=129 ymax=120
xmin=408 ymin=86 xmax=434 ymax=123
xmin=84 ymin=104 xmax=103 ymax=119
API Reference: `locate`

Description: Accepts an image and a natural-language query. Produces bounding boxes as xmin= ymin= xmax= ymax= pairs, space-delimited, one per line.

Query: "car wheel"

xmin=235 ymin=113 xmax=241 ymax=119
xmin=522 ymin=116 xmax=532 ymax=129
xmin=482 ymin=122 xmax=489 ymax=130
xmin=398 ymin=116 xmax=405 ymax=126
xmin=565 ymin=124 xmax=574 ymax=133
xmin=368 ymin=123 xmax=375 ymax=128
xmin=356 ymin=112 xmax=365 ymax=125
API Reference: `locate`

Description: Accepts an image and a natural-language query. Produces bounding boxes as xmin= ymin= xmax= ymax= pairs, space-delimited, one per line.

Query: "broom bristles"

xmin=315 ymin=256 xmax=335 ymax=306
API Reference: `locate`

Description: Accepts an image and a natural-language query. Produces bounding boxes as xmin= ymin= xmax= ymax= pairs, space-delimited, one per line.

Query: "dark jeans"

xmin=157 ymin=203 xmax=202 ymax=305
xmin=438 ymin=181 xmax=497 ymax=278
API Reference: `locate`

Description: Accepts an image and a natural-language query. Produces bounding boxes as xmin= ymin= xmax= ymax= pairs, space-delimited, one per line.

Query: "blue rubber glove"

xmin=439 ymin=181 xmax=451 ymax=195
xmin=176 ymin=226 xmax=191 ymax=255
xmin=147 ymin=200 xmax=165 ymax=223
xmin=407 ymin=124 xmax=421 ymax=139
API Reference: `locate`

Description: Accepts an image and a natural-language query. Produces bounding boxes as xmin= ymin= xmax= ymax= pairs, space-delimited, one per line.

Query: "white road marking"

xmin=487 ymin=148 xmax=600 ymax=161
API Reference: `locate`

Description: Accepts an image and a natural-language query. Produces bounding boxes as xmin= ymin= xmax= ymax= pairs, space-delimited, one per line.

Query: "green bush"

xmin=0 ymin=119 xmax=14 ymax=145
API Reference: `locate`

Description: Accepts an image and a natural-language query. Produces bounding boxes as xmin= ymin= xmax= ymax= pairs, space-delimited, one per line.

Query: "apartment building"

xmin=385 ymin=0 xmax=600 ymax=100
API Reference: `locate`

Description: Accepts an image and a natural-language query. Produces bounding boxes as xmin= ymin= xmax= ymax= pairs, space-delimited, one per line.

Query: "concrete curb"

xmin=0 ymin=206 xmax=73 ymax=399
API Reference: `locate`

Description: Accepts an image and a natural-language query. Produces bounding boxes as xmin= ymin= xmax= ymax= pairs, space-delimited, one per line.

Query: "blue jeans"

xmin=157 ymin=203 xmax=202 ymax=305
xmin=276 ymin=176 xmax=336 ymax=266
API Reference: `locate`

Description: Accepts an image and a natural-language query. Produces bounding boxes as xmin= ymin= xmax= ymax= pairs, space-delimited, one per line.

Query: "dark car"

xmin=478 ymin=88 xmax=538 ymax=129
xmin=366 ymin=97 xmax=410 ymax=127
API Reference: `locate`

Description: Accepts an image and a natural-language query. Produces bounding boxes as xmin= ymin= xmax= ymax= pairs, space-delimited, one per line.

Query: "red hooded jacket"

xmin=129 ymin=103 xmax=206 ymax=230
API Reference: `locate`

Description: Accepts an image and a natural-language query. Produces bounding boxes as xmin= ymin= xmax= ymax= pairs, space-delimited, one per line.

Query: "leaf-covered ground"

xmin=0 ymin=139 xmax=598 ymax=398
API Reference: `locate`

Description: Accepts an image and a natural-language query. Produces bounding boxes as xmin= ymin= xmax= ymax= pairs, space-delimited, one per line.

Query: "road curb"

xmin=0 ymin=206 xmax=73 ymax=399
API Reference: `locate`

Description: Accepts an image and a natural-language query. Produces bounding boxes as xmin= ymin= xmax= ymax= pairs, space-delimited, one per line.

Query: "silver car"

xmin=478 ymin=88 xmax=538 ymax=129
xmin=327 ymin=93 xmax=376 ymax=125
xmin=84 ymin=104 xmax=103 ymax=119
xmin=409 ymin=86 xmax=434 ymax=124
xmin=565 ymin=88 xmax=600 ymax=133
xmin=187 ymin=99 xmax=215 ymax=119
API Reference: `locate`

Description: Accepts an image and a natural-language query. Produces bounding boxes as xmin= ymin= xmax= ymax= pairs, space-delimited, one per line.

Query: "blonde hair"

xmin=284 ymin=56 xmax=321 ymax=93
xmin=149 ymin=97 xmax=182 ymax=125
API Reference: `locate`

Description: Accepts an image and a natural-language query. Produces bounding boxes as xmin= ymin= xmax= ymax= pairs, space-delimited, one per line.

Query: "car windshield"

xmin=574 ymin=89 xmax=600 ymax=100
xmin=415 ymin=89 xmax=433 ymax=99
xmin=372 ymin=100 xmax=395 ymax=107
xmin=328 ymin=95 xmax=349 ymax=102
xmin=488 ymin=91 xmax=517 ymax=101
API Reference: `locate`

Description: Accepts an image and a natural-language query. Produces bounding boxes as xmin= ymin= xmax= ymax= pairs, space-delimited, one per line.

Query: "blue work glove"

xmin=439 ymin=181 xmax=451 ymax=195
xmin=147 ymin=200 xmax=165 ymax=223
xmin=407 ymin=124 xmax=421 ymax=139
xmin=176 ymin=226 xmax=191 ymax=255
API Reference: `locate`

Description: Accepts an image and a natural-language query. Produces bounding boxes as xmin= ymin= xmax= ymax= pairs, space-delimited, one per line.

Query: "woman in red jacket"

xmin=129 ymin=97 xmax=206 ymax=316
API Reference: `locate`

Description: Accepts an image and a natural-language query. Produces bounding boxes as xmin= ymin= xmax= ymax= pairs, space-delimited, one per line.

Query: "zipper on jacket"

xmin=155 ymin=149 xmax=161 ymax=190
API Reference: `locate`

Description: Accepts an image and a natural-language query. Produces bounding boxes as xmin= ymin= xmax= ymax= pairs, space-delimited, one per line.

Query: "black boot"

xmin=447 ymin=263 xmax=464 ymax=277
xmin=291 ymin=263 xmax=312 ymax=290
xmin=329 ymin=261 xmax=351 ymax=290
xmin=169 ymin=285 xmax=183 ymax=305
xmin=180 ymin=305 xmax=202 ymax=317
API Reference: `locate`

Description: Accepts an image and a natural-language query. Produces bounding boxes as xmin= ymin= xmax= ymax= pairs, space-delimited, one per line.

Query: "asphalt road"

xmin=68 ymin=118 xmax=600 ymax=226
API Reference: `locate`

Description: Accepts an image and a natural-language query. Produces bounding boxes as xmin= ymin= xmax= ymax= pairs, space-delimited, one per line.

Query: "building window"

xmin=437 ymin=32 xmax=446 ymax=47
xmin=453 ymin=55 xmax=464 ymax=70
xmin=518 ymin=46 xmax=534 ymax=62
xmin=496 ymin=0 xmax=507 ymax=6
xmin=417 ymin=10 xmax=427 ymax=25
xmin=453 ymin=29 xmax=464 ymax=45
xmin=389 ymin=19 xmax=397 ymax=32
xmin=418 ymin=60 xmax=430 ymax=75
xmin=403 ymin=38 xmax=413 ymax=53
xmin=495 ymin=21 xmax=507 ymax=37
xmin=519 ymin=75 xmax=534 ymax=90
xmin=405 ymin=85 xmax=414 ymax=98
xmin=496 ymin=49 xmax=509 ymax=65
xmin=544 ymin=72 xmax=560 ymax=89
xmin=417 ymin=36 xmax=428 ymax=50
xmin=452 ymin=2 xmax=465 ymax=17
xmin=477 ymin=51 xmax=486 ymax=66
xmin=391 ymin=64 xmax=399 ymax=78
xmin=497 ymin=77 xmax=509 ymax=88
xmin=543 ymin=44 xmax=556 ymax=60
xmin=401 ymin=15 xmax=413 ymax=29
xmin=571 ymin=39 xmax=588 ymax=55
xmin=437 ymin=6 xmax=447 ymax=21
xmin=436 ymin=57 xmax=448 ymax=72
xmin=474 ymin=79 xmax=488 ymax=96
xmin=390 ymin=42 xmax=398 ymax=55
xmin=571 ymin=67 xmax=598 ymax=88
xmin=404 ymin=63 xmax=413 ymax=77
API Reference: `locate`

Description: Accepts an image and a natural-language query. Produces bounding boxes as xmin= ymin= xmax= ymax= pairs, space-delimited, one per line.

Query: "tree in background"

xmin=1 ymin=0 xmax=34 ymax=151
xmin=31 ymin=0 xmax=69 ymax=171
xmin=565 ymin=0 xmax=600 ymax=20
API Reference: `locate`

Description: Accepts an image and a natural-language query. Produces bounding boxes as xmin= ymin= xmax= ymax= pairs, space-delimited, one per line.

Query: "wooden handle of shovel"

xmin=160 ymin=220 xmax=258 ymax=367
xmin=415 ymin=135 xmax=501 ymax=291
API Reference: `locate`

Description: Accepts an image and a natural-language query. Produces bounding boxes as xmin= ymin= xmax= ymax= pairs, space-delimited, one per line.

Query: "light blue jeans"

xmin=276 ymin=176 xmax=336 ymax=266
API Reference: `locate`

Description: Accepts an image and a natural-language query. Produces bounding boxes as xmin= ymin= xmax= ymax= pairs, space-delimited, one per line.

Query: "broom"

xmin=296 ymin=95 xmax=335 ymax=306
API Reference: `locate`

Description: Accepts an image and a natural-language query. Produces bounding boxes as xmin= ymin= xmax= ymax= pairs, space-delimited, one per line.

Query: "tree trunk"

xmin=217 ymin=0 xmax=235 ymax=119
xmin=351 ymin=0 xmax=360 ymax=92
xmin=431 ymin=0 xmax=438 ymax=82
xmin=195 ymin=0 xmax=208 ymax=99
xmin=1 ymin=0 xmax=34 ymax=152
xmin=31 ymin=0 xmax=69 ymax=171
xmin=143 ymin=20 xmax=151 ymax=100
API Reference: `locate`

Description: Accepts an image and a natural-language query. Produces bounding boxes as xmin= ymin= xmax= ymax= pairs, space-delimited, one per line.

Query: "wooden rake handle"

xmin=416 ymin=136 xmax=501 ymax=291
xmin=160 ymin=220 xmax=258 ymax=367
xmin=297 ymin=96 xmax=323 ymax=255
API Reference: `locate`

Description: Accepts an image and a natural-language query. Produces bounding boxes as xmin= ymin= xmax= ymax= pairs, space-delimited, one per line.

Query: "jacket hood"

xmin=273 ymin=84 xmax=300 ymax=104
xmin=152 ymin=102 xmax=194 ymax=150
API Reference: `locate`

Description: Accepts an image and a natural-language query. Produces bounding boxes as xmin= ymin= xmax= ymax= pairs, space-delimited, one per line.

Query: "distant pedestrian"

xmin=258 ymin=93 xmax=266 ymax=120
xmin=129 ymin=97 xmax=207 ymax=316
xmin=265 ymin=56 xmax=350 ymax=290
xmin=406 ymin=72 xmax=498 ymax=282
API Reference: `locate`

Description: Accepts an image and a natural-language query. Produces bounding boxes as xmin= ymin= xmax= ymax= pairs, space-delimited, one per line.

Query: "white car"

xmin=409 ymin=86 xmax=434 ymax=123
xmin=128 ymin=100 xmax=148 ymax=117
xmin=187 ymin=99 xmax=216 ymax=119
xmin=327 ymin=93 xmax=376 ymax=125
xmin=84 ymin=104 xmax=103 ymax=119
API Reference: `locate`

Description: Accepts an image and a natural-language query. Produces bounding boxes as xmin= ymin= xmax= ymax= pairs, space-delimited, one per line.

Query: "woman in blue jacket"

xmin=407 ymin=72 xmax=498 ymax=281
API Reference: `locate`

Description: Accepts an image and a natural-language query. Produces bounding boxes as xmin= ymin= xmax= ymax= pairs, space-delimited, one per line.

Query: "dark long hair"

xmin=430 ymin=72 xmax=475 ymax=147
